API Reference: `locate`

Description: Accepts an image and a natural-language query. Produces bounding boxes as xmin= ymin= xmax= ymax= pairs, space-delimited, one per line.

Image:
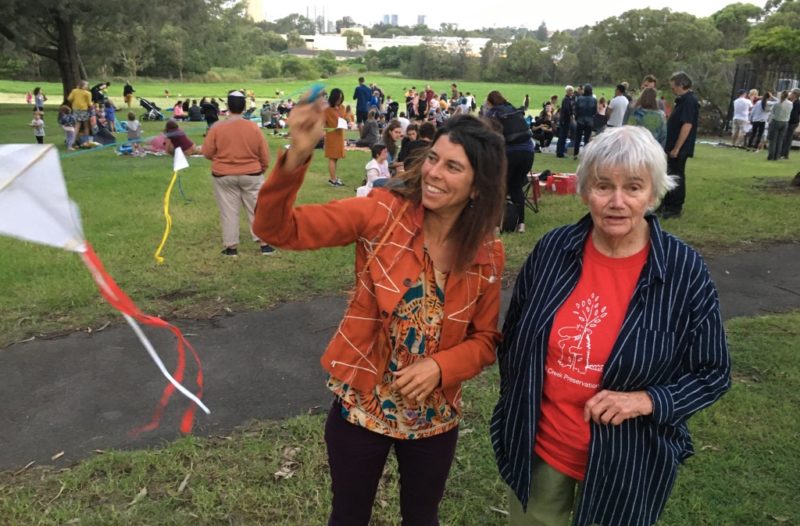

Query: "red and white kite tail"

xmin=79 ymin=242 xmax=209 ymax=435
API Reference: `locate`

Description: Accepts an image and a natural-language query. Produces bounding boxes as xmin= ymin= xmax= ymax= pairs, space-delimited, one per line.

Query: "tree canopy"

xmin=0 ymin=2 xmax=797 ymax=131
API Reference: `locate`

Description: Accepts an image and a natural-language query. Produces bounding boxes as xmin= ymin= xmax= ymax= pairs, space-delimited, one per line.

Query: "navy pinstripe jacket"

xmin=491 ymin=214 xmax=731 ymax=526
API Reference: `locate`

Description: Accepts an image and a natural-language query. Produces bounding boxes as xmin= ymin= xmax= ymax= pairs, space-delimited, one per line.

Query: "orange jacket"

xmin=253 ymin=153 xmax=504 ymax=411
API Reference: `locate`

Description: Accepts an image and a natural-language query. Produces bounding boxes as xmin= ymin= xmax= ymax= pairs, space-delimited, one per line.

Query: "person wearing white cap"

xmin=203 ymin=90 xmax=275 ymax=256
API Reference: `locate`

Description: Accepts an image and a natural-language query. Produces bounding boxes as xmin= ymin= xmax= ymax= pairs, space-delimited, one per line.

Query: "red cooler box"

xmin=546 ymin=173 xmax=578 ymax=194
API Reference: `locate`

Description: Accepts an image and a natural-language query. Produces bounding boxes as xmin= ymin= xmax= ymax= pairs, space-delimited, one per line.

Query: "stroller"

xmin=140 ymin=98 xmax=165 ymax=121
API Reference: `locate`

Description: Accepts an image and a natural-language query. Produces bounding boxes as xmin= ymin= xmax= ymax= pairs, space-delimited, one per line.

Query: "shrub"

xmin=261 ymin=57 xmax=281 ymax=79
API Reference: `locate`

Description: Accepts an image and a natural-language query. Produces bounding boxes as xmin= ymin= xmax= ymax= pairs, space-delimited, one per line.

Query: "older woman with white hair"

xmin=491 ymin=126 xmax=731 ymax=526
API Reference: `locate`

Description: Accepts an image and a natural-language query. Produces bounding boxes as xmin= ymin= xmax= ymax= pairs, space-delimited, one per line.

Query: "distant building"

xmin=294 ymin=31 xmax=493 ymax=57
xmin=245 ymin=0 xmax=264 ymax=22
xmin=327 ymin=21 xmax=336 ymax=33
xmin=382 ymin=14 xmax=399 ymax=26
xmin=417 ymin=15 xmax=426 ymax=26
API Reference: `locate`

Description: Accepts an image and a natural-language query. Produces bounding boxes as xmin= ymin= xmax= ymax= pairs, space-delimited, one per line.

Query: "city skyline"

xmin=258 ymin=1 xmax=757 ymax=32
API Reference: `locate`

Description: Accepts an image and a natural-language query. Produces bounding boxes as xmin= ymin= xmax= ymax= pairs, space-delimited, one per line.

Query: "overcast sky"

xmin=263 ymin=1 xmax=758 ymax=31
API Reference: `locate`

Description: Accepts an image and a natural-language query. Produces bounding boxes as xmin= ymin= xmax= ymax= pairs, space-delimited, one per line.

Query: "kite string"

xmin=154 ymin=170 xmax=179 ymax=264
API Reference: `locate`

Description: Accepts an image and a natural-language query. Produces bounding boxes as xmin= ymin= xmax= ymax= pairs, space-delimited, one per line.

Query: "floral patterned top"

xmin=327 ymin=250 xmax=458 ymax=439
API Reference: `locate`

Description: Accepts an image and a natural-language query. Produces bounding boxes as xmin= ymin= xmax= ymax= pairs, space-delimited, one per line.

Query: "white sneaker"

xmin=517 ymin=223 xmax=526 ymax=233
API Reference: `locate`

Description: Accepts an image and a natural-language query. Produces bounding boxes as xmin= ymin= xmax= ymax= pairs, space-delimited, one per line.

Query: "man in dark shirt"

xmin=556 ymin=85 xmax=575 ymax=158
xmin=780 ymin=88 xmax=800 ymax=159
xmin=353 ymin=77 xmax=373 ymax=132
xmin=661 ymin=71 xmax=699 ymax=219
xmin=188 ymin=100 xmax=203 ymax=121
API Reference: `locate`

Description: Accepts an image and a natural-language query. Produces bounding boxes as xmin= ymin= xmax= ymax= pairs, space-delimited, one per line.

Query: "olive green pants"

xmin=507 ymin=453 xmax=580 ymax=526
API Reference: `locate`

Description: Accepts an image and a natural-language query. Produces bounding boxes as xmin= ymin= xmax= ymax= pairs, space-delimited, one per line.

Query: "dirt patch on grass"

xmin=753 ymin=177 xmax=800 ymax=195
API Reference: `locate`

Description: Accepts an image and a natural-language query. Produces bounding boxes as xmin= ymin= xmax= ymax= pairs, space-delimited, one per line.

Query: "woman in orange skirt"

xmin=325 ymin=88 xmax=346 ymax=187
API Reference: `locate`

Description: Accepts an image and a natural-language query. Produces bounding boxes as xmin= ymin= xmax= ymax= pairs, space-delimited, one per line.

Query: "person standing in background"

xmin=556 ymin=86 xmax=575 ymax=158
xmin=606 ymin=84 xmax=629 ymax=128
xmin=67 ymin=80 xmax=92 ymax=143
xmin=660 ymin=71 xmax=699 ymax=219
xmin=202 ymin=91 xmax=274 ymax=257
xmin=779 ymin=88 xmax=800 ymax=159
xmin=353 ymin=77 xmax=372 ymax=133
xmin=123 ymin=81 xmax=136 ymax=108
xmin=30 ymin=110 xmax=45 ymax=144
xmin=324 ymin=88 xmax=347 ymax=187
xmin=767 ymin=90 xmax=792 ymax=161
xmin=731 ymin=89 xmax=753 ymax=148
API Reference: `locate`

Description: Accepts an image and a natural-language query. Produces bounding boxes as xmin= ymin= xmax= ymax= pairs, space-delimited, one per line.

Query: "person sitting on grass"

xmin=356 ymin=143 xmax=391 ymax=196
xmin=126 ymin=112 xmax=143 ymax=156
xmin=355 ymin=109 xmax=380 ymax=148
xmin=164 ymin=119 xmax=200 ymax=156
xmin=398 ymin=121 xmax=436 ymax=171
xmin=173 ymin=101 xmax=187 ymax=121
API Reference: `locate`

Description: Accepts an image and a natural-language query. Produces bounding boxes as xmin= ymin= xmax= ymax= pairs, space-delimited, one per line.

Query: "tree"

xmin=336 ymin=16 xmax=356 ymax=32
xmin=0 ymin=2 xmax=85 ymax=98
xmin=273 ymin=13 xmax=315 ymax=34
xmin=480 ymin=39 xmax=502 ymax=81
xmin=315 ymin=50 xmax=338 ymax=76
xmin=260 ymin=56 xmax=281 ymax=79
xmin=264 ymin=31 xmax=288 ymax=52
xmin=343 ymin=30 xmax=364 ymax=50
xmin=590 ymin=9 xmax=722 ymax=84
xmin=281 ymin=55 xmax=319 ymax=80
xmin=504 ymin=38 xmax=545 ymax=82
xmin=535 ymin=22 xmax=549 ymax=42
xmin=119 ymin=25 xmax=155 ymax=79
xmin=744 ymin=25 xmax=800 ymax=69
xmin=711 ymin=3 xmax=764 ymax=49
xmin=286 ymin=30 xmax=305 ymax=49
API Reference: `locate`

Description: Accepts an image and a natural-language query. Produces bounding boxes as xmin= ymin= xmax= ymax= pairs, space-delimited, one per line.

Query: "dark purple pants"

xmin=325 ymin=400 xmax=459 ymax=526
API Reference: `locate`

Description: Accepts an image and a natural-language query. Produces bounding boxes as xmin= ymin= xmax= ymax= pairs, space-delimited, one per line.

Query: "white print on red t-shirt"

xmin=556 ymin=293 xmax=607 ymax=376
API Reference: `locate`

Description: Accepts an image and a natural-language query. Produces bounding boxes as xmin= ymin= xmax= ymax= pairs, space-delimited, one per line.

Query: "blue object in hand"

xmin=306 ymin=84 xmax=325 ymax=103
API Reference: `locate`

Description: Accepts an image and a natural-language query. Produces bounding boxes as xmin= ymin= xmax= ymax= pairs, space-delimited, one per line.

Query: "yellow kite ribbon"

xmin=154 ymin=148 xmax=189 ymax=263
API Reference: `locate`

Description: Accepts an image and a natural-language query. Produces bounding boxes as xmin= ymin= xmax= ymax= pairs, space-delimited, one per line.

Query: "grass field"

xmin=1 ymin=92 xmax=798 ymax=347
xmin=0 ymin=76 xmax=614 ymax=116
xmin=1 ymin=73 xmax=799 ymax=524
xmin=1 ymin=311 xmax=798 ymax=524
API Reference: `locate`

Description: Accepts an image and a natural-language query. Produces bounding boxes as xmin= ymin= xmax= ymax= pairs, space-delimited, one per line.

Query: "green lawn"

xmin=1 ymin=74 xmax=799 ymax=524
xmin=1 ymin=311 xmax=798 ymax=525
xmin=0 ymin=75 xmax=611 ymax=116
xmin=1 ymin=93 xmax=798 ymax=347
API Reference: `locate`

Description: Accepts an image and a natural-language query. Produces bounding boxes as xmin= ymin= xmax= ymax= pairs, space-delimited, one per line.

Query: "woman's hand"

xmin=284 ymin=94 xmax=326 ymax=171
xmin=391 ymin=358 xmax=442 ymax=404
xmin=584 ymin=390 xmax=654 ymax=425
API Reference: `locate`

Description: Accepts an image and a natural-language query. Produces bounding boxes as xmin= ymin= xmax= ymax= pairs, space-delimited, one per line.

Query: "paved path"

xmin=2 ymin=242 xmax=799 ymax=471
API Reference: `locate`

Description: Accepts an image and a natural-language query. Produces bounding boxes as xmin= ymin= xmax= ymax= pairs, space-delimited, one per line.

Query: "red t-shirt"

xmin=534 ymin=235 xmax=649 ymax=480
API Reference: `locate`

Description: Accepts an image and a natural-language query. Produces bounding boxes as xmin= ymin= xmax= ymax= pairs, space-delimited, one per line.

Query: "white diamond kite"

xmin=0 ymin=144 xmax=209 ymax=433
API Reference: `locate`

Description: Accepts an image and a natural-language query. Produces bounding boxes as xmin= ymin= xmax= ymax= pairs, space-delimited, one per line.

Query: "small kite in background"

xmin=0 ymin=144 xmax=209 ymax=434
xmin=154 ymin=146 xmax=190 ymax=264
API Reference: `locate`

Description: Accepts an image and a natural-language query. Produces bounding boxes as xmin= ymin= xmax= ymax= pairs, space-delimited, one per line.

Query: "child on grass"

xmin=58 ymin=105 xmax=76 ymax=151
xmin=30 ymin=111 xmax=45 ymax=144
xmin=127 ymin=112 xmax=143 ymax=155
